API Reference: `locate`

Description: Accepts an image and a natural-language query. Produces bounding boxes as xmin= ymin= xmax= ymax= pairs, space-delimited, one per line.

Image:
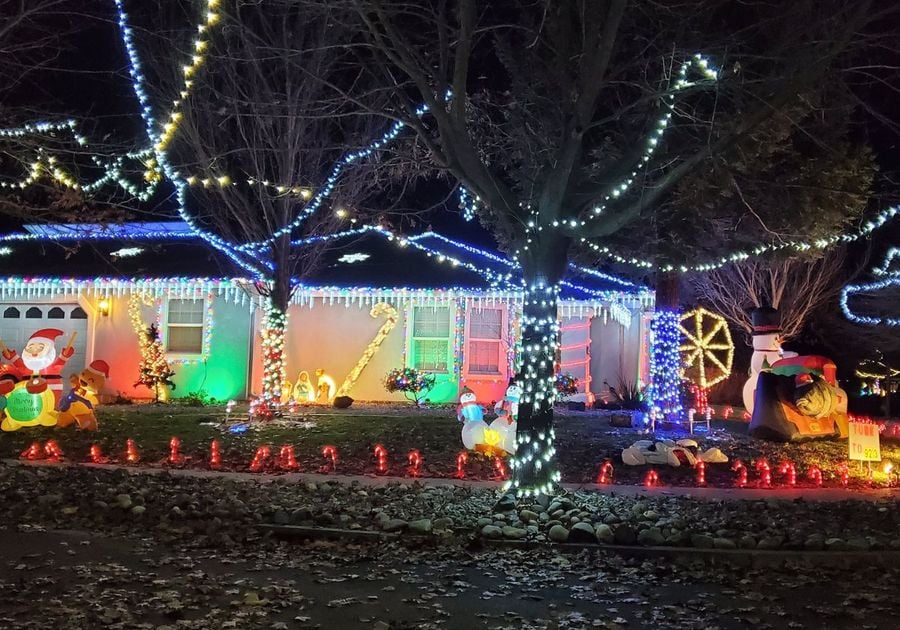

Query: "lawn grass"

xmin=1 ymin=403 xmax=897 ymax=488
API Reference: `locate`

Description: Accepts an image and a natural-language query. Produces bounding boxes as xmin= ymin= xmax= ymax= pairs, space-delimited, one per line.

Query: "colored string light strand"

xmin=583 ymin=205 xmax=898 ymax=273
xmin=113 ymin=0 xmax=262 ymax=278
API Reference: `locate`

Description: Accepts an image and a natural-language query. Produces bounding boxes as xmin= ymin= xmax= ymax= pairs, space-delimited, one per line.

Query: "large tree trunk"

xmin=259 ymin=238 xmax=293 ymax=412
xmin=647 ymin=271 xmax=683 ymax=425
xmin=509 ymin=231 xmax=570 ymax=496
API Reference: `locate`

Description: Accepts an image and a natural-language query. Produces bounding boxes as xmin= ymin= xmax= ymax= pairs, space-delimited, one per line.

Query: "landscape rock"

xmin=594 ymin=524 xmax=614 ymax=544
xmin=408 ymin=519 xmax=432 ymax=534
xmin=548 ymin=525 xmax=569 ymax=543
xmin=691 ymin=534 xmax=715 ymax=549
xmin=614 ymin=524 xmax=637 ymax=545
xmin=382 ymin=519 xmax=407 ymax=533
xmin=713 ymin=537 xmax=737 ymax=550
xmin=637 ymin=527 xmax=665 ymax=546
xmin=480 ymin=525 xmax=503 ymax=539
xmin=502 ymin=526 xmax=528 ymax=540
xmin=568 ymin=522 xmax=596 ymax=543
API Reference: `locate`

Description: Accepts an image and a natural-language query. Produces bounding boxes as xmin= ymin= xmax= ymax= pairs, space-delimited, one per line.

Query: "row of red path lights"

xmin=596 ymin=458 xmax=844 ymax=488
xmin=22 ymin=439 xmax=852 ymax=488
xmin=20 ymin=439 xmax=508 ymax=480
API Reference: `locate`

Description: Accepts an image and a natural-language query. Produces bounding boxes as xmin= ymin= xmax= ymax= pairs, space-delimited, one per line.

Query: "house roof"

xmin=0 ymin=222 xmax=651 ymax=302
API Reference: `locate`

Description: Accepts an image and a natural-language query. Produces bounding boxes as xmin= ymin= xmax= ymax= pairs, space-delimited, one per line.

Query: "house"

xmin=0 ymin=222 xmax=653 ymax=405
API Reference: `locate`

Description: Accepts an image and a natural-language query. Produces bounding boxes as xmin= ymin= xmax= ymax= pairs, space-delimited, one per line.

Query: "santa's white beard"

xmin=23 ymin=348 xmax=56 ymax=373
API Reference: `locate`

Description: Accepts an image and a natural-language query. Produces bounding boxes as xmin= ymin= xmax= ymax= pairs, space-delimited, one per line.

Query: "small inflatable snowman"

xmin=489 ymin=383 xmax=521 ymax=455
xmin=742 ymin=307 xmax=797 ymax=414
xmin=458 ymin=387 xmax=487 ymax=450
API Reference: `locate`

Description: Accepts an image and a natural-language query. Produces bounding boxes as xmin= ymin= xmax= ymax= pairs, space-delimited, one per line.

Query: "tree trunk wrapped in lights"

xmin=506 ymin=236 xmax=569 ymax=496
xmin=259 ymin=303 xmax=287 ymax=410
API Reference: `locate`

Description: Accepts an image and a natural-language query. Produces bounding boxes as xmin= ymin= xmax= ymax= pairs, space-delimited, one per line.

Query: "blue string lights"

xmin=644 ymin=309 xmax=684 ymax=426
xmin=841 ymin=247 xmax=900 ymax=327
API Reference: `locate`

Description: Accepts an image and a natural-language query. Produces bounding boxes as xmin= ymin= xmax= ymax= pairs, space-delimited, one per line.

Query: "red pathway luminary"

xmin=43 ymin=440 xmax=63 ymax=461
xmin=20 ymin=441 xmax=43 ymax=460
xmin=209 ymin=440 xmax=221 ymax=469
xmin=90 ymin=444 xmax=105 ymax=464
xmin=168 ymin=437 xmax=182 ymax=465
xmin=493 ymin=457 xmax=507 ymax=480
xmin=695 ymin=460 xmax=706 ymax=486
xmin=644 ymin=469 xmax=659 ymax=487
xmin=125 ymin=439 xmax=140 ymax=464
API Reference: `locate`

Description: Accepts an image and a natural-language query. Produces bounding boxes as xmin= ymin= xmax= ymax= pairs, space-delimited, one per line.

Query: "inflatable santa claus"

xmin=0 ymin=328 xmax=76 ymax=400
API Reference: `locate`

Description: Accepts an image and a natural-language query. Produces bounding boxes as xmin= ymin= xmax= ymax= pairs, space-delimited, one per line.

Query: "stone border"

xmin=260 ymin=524 xmax=900 ymax=567
xmin=4 ymin=459 xmax=899 ymax=502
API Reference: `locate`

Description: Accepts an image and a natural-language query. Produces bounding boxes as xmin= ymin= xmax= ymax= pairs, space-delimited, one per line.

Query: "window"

xmin=3 ymin=307 xmax=19 ymax=319
xmin=166 ymin=299 xmax=204 ymax=354
xmin=466 ymin=307 xmax=504 ymax=375
xmin=70 ymin=307 xmax=87 ymax=319
xmin=25 ymin=307 xmax=42 ymax=319
xmin=411 ymin=306 xmax=450 ymax=372
xmin=48 ymin=307 xmax=65 ymax=319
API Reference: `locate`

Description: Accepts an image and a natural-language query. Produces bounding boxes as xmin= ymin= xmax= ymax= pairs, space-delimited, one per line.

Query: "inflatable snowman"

xmin=742 ymin=307 xmax=797 ymax=414
xmin=458 ymin=387 xmax=488 ymax=450
xmin=489 ymin=383 xmax=521 ymax=455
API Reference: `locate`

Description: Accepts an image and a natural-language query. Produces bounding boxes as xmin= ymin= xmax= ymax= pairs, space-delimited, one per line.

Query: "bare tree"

xmin=690 ymin=249 xmax=857 ymax=341
xmin=143 ymin=0 xmax=395 ymax=408
xmin=331 ymin=0 xmax=896 ymax=494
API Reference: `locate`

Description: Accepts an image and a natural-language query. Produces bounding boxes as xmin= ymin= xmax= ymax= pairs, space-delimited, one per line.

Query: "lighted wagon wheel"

xmin=679 ymin=308 xmax=734 ymax=388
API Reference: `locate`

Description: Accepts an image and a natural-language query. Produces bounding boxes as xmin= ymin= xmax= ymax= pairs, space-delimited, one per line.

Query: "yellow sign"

xmin=849 ymin=422 xmax=881 ymax=462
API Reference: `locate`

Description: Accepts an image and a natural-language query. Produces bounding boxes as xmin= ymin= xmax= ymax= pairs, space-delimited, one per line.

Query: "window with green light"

xmin=411 ymin=306 xmax=450 ymax=372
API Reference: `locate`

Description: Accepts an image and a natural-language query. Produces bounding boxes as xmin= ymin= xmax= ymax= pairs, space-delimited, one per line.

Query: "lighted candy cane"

xmin=644 ymin=469 xmax=659 ymax=487
xmin=778 ymin=460 xmax=796 ymax=487
xmin=168 ymin=437 xmax=182 ymax=465
xmin=695 ymin=460 xmax=706 ymax=486
xmin=125 ymin=439 xmax=140 ymax=464
xmin=278 ymin=445 xmax=298 ymax=470
xmin=755 ymin=459 xmax=771 ymax=487
xmin=596 ymin=460 xmax=614 ymax=484
xmin=249 ymin=445 xmax=271 ymax=472
xmin=732 ymin=460 xmax=748 ymax=488
xmin=807 ymin=465 xmax=823 ymax=487
xmin=209 ymin=440 xmax=221 ymax=469
xmin=373 ymin=444 xmax=388 ymax=474
xmin=455 ymin=451 xmax=468 ymax=478
xmin=837 ymin=462 xmax=849 ymax=487
xmin=335 ymin=303 xmax=399 ymax=398
xmin=321 ymin=445 xmax=337 ymax=472
xmin=407 ymin=449 xmax=423 ymax=476
xmin=723 ymin=406 xmax=733 ymax=420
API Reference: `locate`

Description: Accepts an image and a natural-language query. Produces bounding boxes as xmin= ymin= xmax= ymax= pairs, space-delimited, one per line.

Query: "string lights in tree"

xmin=841 ymin=247 xmax=900 ymax=326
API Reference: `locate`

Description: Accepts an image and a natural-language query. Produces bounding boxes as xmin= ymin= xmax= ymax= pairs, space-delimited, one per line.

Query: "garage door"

xmin=0 ymin=303 xmax=89 ymax=381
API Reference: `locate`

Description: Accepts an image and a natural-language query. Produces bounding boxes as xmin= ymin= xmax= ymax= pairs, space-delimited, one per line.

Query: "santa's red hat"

xmin=28 ymin=328 xmax=64 ymax=346
xmin=85 ymin=359 xmax=110 ymax=379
